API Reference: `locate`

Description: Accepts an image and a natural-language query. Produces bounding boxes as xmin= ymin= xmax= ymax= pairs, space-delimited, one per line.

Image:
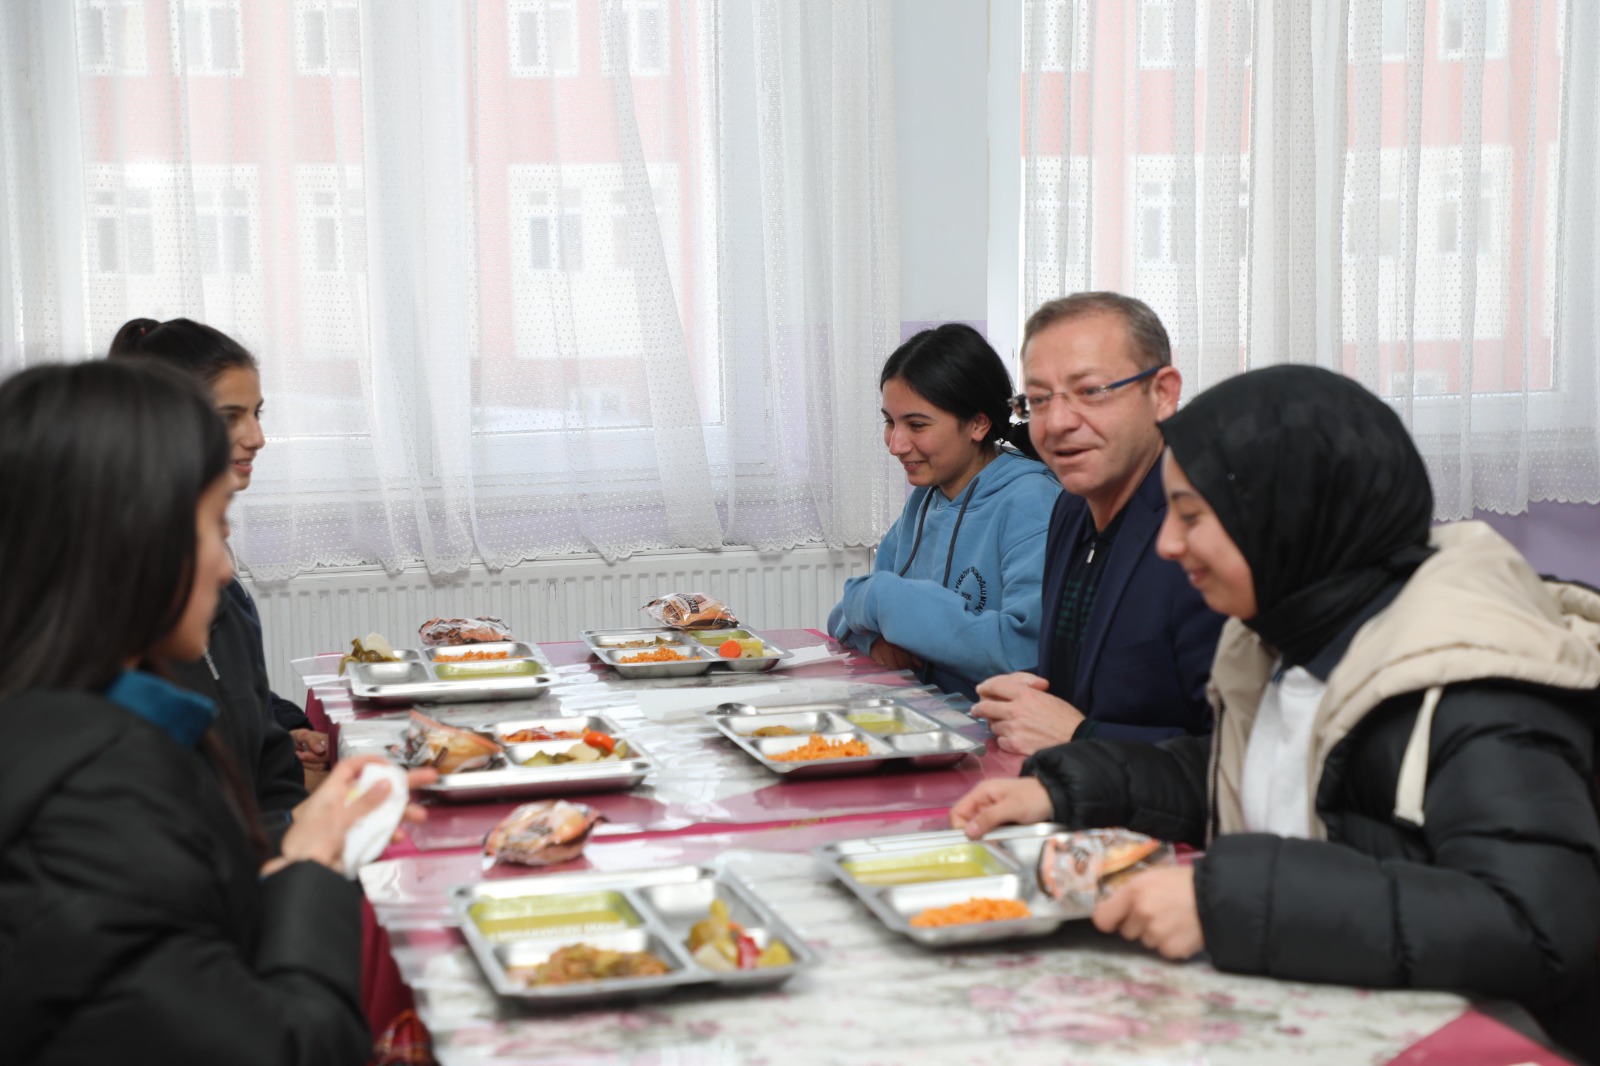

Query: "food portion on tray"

xmin=815 ymin=824 xmax=1174 ymax=947
xmin=388 ymin=712 xmax=654 ymax=802
xmin=339 ymin=632 xmax=403 ymax=675
xmin=707 ymin=697 xmax=982 ymax=778
xmin=344 ymin=629 xmax=555 ymax=705
xmin=581 ymin=625 xmax=794 ymax=677
xmin=453 ymin=865 xmax=816 ymax=1003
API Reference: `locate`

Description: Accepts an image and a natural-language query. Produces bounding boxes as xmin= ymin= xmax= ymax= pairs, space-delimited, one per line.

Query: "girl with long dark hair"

xmin=827 ymin=324 xmax=1061 ymax=699
xmin=0 ymin=360 xmax=421 ymax=1063
xmin=110 ymin=316 xmax=331 ymax=798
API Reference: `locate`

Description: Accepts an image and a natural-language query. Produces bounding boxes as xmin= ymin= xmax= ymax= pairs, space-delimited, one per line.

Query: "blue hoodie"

xmin=828 ymin=448 xmax=1061 ymax=699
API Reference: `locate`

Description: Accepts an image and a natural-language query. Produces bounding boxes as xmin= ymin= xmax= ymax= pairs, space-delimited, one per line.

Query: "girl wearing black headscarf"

xmin=951 ymin=366 xmax=1600 ymax=1062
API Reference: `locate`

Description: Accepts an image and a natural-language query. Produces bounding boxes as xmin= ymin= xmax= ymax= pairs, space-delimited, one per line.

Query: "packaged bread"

xmin=418 ymin=616 xmax=514 ymax=646
xmin=1036 ymin=828 xmax=1173 ymax=908
xmin=483 ymin=800 xmax=604 ymax=867
xmin=641 ymin=592 xmax=738 ymax=630
xmin=391 ymin=711 xmax=504 ymax=774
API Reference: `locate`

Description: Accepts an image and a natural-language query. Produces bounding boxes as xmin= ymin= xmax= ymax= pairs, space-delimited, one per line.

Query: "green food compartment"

xmin=841 ymin=843 xmax=1011 ymax=887
xmin=469 ymin=891 xmax=641 ymax=942
xmin=689 ymin=629 xmax=754 ymax=644
xmin=434 ymin=659 xmax=547 ymax=681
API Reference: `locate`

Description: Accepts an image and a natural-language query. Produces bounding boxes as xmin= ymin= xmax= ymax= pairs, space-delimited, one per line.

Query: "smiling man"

xmin=971 ymin=293 xmax=1222 ymax=754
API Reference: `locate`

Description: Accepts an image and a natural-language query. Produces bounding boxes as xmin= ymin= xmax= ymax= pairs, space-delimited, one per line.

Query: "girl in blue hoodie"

xmin=828 ymin=324 xmax=1061 ymax=700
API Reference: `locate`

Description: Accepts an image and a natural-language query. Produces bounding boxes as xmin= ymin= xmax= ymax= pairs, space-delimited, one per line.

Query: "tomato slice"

xmin=582 ymin=730 xmax=616 ymax=755
xmin=735 ymin=932 xmax=761 ymax=970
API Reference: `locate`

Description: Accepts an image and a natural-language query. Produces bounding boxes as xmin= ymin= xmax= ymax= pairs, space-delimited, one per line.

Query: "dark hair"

xmin=109 ymin=317 xmax=258 ymax=387
xmin=0 ymin=361 xmax=267 ymax=855
xmin=1022 ymin=291 xmax=1171 ymax=371
xmin=879 ymin=324 xmax=1013 ymax=446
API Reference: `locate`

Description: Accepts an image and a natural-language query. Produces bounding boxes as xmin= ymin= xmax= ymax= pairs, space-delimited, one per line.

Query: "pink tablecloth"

xmin=317 ymin=632 xmax=1572 ymax=1066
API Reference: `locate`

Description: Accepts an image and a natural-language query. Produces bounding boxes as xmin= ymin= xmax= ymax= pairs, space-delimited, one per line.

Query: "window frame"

xmin=169 ymin=0 xmax=245 ymax=77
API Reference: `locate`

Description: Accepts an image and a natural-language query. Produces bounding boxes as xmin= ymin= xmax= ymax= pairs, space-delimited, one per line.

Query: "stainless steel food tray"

xmin=452 ymin=863 xmax=818 ymax=1004
xmin=706 ymin=697 xmax=983 ymax=779
xmin=417 ymin=714 xmax=654 ymax=802
xmin=814 ymin=823 xmax=1090 ymax=946
xmin=348 ymin=650 xmax=555 ymax=705
xmin=581 ymin=627 xmax=794 ymax=677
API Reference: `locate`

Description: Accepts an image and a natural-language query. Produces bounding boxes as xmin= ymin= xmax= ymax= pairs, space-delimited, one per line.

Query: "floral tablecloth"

xmin=370 ymin=847 xmax=1468 ymax=1066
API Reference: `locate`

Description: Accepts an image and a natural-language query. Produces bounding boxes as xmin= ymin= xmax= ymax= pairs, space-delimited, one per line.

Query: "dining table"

xmin=300 ymin=629 xmax=1575 ymax=1066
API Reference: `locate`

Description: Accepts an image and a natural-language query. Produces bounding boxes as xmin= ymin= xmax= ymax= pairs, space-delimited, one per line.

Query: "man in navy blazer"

xmin=972 ymin=293 xmax=1222 ymax=754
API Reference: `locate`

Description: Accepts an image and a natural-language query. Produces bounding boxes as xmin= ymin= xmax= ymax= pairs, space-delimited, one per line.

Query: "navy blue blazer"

xmin=1035 ymin=461 xmax=1223 ymax=742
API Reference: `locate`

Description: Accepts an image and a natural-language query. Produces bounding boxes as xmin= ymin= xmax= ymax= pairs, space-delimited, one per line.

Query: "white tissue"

xmin=340 ymin=762 xmax=409 ymax=878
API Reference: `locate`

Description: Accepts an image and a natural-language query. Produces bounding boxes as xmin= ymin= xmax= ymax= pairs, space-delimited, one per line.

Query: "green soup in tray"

xmin=434 ymin=659 xmax=547 ymax=681
xmin=840 ymin=843 xmax=1011 ymax=887
xmin=689 ymin=629 xmax=754 ymax=644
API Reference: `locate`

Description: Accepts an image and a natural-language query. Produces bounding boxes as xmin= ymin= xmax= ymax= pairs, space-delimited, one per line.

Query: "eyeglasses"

xmin=1008 ymin=365 xmax=1161 ymax=420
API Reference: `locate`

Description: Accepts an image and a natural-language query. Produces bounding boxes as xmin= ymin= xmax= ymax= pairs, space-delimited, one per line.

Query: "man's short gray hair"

xmin=1021 ymin=292 xmax=1171 ymax=371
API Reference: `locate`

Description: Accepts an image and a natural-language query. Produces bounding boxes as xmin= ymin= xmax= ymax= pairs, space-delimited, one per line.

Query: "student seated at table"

xmin=827 ymin=324 xmax=1061 ymax=700
xmin=0 ymin=360 xmax=432 ymax=1064
xmin=111 ymin=317 xmax=330 ymax=802
xmin=951 ymin=365 xmax=1600 ymax=1063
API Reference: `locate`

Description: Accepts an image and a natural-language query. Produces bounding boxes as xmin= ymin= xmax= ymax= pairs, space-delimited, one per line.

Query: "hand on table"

xmin=291 ymin=728 xmax=330 ymax=771
xmin=269 ymin=757 xmax=437 ymax=877
xmin=972 ymin=672 xmax=1085 ymax=755
xmin=869 ymin=638 xmax=923 ymax=673
xmin=1092 ymin=865 xmax=1204 ymax=960
xmin=949 ymin=777 xmax=1053 ymax=839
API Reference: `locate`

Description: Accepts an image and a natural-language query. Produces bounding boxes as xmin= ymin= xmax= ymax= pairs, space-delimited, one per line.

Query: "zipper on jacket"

xmin=1207 ymin=701 xmax=1224 ymax=845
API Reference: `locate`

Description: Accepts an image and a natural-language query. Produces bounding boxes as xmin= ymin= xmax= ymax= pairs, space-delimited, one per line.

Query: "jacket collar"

xmin=1206 ymin=521 xmax=1600 ymax=840
xmin=1073 ymin=459 xmax=1167 ymax=703
xmin=104 ymin=670 xmax=218 ymax=748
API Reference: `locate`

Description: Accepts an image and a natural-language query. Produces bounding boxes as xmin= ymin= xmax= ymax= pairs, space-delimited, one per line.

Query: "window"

xmin=1139 ymin=0 xmax=1174 ymax=68
xmin=297 ymin=0 xmax=360 ymax=76
xmin=520 ymin=186 xmax=584 ymax=272
xmin=172 ymin=0 xmax=242 ymax=76
xmin=298 ymin=166 xmax=366 ymax=274
xmin=1349 ymin=0 xmax=1411 ymax=63
xmin=1136 ymin=176 xmax=1174 ymax=263
xmin=610 ymin=177 xmax=676 ymax=271
xmin=509 ymin=0 xmax=578 ymax=77
xmin=604 ymin=0 xmax=669 ymax=77
xmin=1382 ymin=0 xmax=1408 ymax=59
xmin=1439 ymin=0 xmax=1506 ymax=60
xmin=1023 ymin=0 xmax=1089 ymax=73
xmin=87 ymin=176 xmax=156 ymax=276
xmin=1436 ymin=166 xmax=1496 ymax=256
xmin=79 ymin=0 xmax=147 ymax=75
xmin=194 ymin=174 xmax=255 ymax=275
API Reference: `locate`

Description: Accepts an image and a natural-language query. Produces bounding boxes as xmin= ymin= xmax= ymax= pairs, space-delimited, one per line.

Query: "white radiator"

xmin=242 ymin=545 xmax=873 ymax=698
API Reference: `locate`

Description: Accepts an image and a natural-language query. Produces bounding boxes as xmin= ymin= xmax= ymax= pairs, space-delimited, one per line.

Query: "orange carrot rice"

xmin=909 ymin=897 xmax=1032 ymax=927
xmin=769 ymin=734 xmax=872 ymax=761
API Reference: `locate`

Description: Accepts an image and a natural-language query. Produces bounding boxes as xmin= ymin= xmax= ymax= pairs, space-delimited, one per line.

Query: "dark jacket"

xmin=1036 ymin=461 xmax=1222 ymax=742
xmin=170 ymin=579 xmax=306 ymax=831
xmin=230 ymin=580 xmax=315 ymax=732
xmin=1025 ymin=525 xmax=1600 ymax=1062
xmin=0 ymin=690 xmax=370 ymax=1065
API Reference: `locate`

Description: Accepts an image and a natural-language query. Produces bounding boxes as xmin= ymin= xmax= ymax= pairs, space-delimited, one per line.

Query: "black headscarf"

xmin=1159 ymin=365 xmax=1435 ymax=667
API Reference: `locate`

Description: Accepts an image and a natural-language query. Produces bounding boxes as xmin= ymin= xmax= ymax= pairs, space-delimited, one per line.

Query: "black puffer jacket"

xmin=0 ymin=690 xmax=369 ymax=1064
xmin=170 ymin=579 xmax=306 ymax=831
xmin=1029 ymin=684 xmax=1600 ymax=1061
xmin=1026 ymin=527 xmax=1600 ymax=1063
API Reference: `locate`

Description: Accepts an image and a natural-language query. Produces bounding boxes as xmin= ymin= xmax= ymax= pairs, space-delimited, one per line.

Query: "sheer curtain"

xmin=0 ymin=0 xmax=900 ymax=579
xmin=1021 ymin=0 xmax=1599 ymax=518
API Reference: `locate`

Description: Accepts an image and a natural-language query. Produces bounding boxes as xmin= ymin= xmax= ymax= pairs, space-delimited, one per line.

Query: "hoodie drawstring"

xmin=897 ymin=475 xmax=981 ymax=589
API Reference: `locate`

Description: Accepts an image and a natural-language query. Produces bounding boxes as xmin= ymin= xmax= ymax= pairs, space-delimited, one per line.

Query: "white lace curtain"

xmin=0 ymin=0 xmax=901 ymax=579
xmin=1022 ymin=0 xmax=1600 ymax=518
